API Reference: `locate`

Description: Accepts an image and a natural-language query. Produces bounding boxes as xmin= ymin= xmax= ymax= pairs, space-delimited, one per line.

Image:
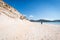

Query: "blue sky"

xmin=3 ymin=0 xmax=60 ymax=20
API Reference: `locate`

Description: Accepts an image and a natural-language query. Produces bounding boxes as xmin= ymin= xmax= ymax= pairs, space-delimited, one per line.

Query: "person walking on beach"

xmin=41 ymin=21 xmax=43 ymax=24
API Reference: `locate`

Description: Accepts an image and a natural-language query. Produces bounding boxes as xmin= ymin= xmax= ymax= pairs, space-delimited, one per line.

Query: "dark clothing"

xmin=41 ymin=21 xmax=43 ymax=24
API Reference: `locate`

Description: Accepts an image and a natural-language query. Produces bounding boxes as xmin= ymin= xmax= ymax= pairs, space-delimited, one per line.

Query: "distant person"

xmin=41 ymin=21 xmax=43 ymax=24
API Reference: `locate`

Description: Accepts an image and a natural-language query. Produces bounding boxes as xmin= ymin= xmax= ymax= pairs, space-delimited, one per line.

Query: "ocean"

xmin=44 ymin=22 xmax=60 ymax=25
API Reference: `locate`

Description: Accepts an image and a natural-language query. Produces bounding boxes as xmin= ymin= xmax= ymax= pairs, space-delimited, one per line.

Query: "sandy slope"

xmin=0 ymin=12 xmax=60 ymax=40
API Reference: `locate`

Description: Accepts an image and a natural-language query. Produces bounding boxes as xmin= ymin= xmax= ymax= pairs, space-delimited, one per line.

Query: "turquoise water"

xmin=44 ymin=22 xmax=60 ymax=25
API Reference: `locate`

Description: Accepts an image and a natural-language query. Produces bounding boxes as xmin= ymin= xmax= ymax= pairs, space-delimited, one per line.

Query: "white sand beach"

xmin=0 ymin=12 xmax=60 ymax=40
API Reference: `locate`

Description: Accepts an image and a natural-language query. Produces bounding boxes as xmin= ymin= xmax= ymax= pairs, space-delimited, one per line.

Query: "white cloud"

xmin=23 ymin=14 xmax=26 ymax=17
xmin=29 ymin=15 xmax=34 ymax=19
xmin=29 ymin=15 xmax=33 ymax=18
